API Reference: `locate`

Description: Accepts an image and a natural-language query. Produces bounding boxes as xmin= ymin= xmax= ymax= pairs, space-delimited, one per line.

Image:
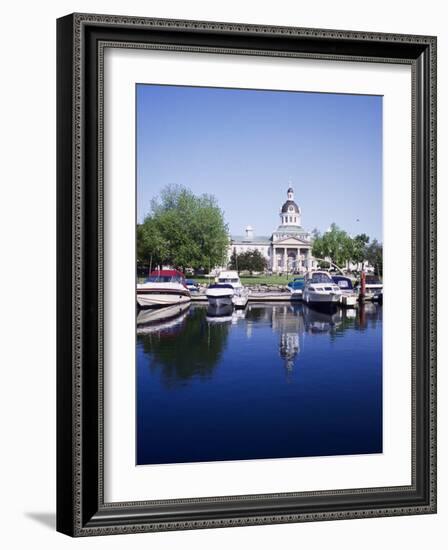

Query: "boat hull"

xmin=232 ymin=296 xmax=248 ymax=308
xmin=304 ymin=291 xmax=341 ymax=304
xmin=206 ymin=287 xmax=234 ymax=308
xmin=137 ymin=291 xmax=191 ymax=308
xmin=341 ymin=294 xmax=358 ymax=307
xmin=207 ymin=295 xmax=233 ymax=308
xmin=288 ymin=289 xmax=303 ymax=300
xmin=232 ymin=289 xmax=249 ymax=308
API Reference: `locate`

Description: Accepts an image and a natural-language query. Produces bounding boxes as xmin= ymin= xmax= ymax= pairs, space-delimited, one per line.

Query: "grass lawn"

xmin=192 ymin=274 xmax=296 ymax=286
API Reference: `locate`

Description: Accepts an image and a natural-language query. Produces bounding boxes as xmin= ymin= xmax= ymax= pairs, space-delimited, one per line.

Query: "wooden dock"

xmin=191 ymin=291 xmax=361 ymax=306
xmin=191 ymin=292 xmax=299 ymax=303
xmin=248 ymin=292 xmax=300 ymax=302
xmin=191 ymin=293 xmax=208 ymax=302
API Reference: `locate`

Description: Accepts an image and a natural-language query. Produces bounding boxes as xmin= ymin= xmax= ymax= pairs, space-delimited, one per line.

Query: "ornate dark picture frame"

xmin=57 ymin=13 xmax=437 ymax=537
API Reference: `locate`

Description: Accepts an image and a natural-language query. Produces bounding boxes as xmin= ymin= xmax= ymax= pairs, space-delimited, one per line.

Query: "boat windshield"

xmin=144 ymin=275 xmax=184 ymax=283
xmin=218 ymin=278 xmax=239 ymax=283
xmin=308 ymin=273 xmax=332 ymax=284
xmin=332 ymin=277 xmax=353 ymax=289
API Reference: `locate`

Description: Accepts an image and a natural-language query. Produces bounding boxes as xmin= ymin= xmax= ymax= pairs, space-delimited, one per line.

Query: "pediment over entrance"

xmin=274 ymin=236 xmax=311 ymax=247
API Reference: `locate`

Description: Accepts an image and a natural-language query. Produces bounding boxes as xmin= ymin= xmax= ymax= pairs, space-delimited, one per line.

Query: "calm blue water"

xmin=136 ymin=302 xmax=382 ymax=465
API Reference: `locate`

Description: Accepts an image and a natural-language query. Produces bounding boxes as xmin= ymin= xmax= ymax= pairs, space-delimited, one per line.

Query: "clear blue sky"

xmin=137 ymin=84 xmax=382 ymax=241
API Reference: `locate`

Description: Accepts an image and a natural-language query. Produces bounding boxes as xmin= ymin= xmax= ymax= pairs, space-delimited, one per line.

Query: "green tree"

xmin=230 ymin=249 xmax=267 ymax=274
xmin=137 ymin=185 xmax=229 ymax=271
xmin=366 ymin=239 xmax=383 ymax=277
xmin=351 ymin=233 xmax=370 ymax=266
xmin=311 ymin=223 xmax=354 ymax=268
xmin=136 ymin=221 xmax=169 ymax=269
xmin=229 ymin=249 xmax=238 ymax=270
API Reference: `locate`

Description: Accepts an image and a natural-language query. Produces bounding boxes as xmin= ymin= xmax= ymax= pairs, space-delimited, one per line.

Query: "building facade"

xmin=229 ymin=187 xmax=318 ymax=273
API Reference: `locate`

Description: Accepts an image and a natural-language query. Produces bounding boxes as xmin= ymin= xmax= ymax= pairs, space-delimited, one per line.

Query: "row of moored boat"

xmin=136 ymin=270 xmax=249 ymax=310
xmin=136 ymin=269 xmax=382 ymax=310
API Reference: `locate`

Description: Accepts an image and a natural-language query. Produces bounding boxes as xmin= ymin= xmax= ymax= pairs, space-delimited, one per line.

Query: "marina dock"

xmin=191 ymin=292 xmax=358 ymax=307
xmin=191 ymin=291 xmax=296 ymax=303
xmin=191 ymin=292 xmax=359 ymax=305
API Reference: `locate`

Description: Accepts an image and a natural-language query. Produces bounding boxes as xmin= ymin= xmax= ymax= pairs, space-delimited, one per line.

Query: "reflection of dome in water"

xmin=279 ymin=333 xmax=300 ymax=371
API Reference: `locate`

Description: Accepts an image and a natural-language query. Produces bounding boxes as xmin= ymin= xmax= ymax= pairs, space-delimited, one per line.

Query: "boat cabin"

xmin=216 ymin=270 xmax=240 ymax=285
xmin=145 ymin=269 xmax=186 ymax=284
xmin=305 ymin=271 xmax=334 ymax=285
xmin=331 ymin=275 xmax=355 ymax=291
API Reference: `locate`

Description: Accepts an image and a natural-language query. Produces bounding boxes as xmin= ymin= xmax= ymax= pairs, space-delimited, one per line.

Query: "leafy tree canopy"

xmin=312 ymin=224 xmax=379 ymax=270
xmin=229 ymin=249 xmax=268 ymax=274
xmin=365 ymin=239 xmax=383 ymax=276
xmin=351 ymin=233 xmax=370 ymax=264
xmin=311 ymin=223 xmax=354 ymax=268
xmin=137 ymin=184 xmax=229 ymax=271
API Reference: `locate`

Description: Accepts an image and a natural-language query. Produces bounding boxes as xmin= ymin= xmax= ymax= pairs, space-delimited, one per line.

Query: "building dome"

xmin=281 ymin=200 xmax=300 ymax=214
xmin=279 ymin=186 xmax=301 ymax=227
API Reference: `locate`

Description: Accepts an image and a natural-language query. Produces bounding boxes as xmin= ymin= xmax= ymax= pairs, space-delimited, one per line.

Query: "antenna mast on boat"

xmin=312 ymin=257 xmax=345 ymax=275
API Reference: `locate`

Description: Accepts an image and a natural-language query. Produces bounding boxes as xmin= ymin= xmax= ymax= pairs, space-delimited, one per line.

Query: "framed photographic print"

xmin=57 ymin=13 xmax=437 ymax=536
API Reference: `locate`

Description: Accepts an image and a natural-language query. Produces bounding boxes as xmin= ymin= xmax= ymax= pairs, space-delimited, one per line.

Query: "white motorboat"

xmin=232 ymin=287 xmax=249 ymax=308
xmin=216 ymin=270 xmax=241 ymax=287
xmin=331 ymin=275 xmax=358 ymax=307
xmin=287 ymin=276 xmax=305 ymax=299
xmin=136 ymin=269 xmax=191 ymax=308
xmin=215 ymin=270 xmax=249 ymax=309
xmin=364 ymin=275 xmax=383 ymax=301
xmin=302 ymin=271 xmax=342 ymax=305
xmin=206 ymin=283 xmax=234 ymax=307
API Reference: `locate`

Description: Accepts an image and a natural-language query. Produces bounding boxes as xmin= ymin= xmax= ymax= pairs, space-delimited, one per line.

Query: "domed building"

xmin=229 ymin=186 xmax=317 ymax=273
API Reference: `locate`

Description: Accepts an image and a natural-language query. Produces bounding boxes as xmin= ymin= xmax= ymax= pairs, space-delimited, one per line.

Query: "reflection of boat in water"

xmin=137 ymin=269 xmax=191 ymax=308
xmin=345 ymin=308 xmax=357 ymax=319
xmin=231 ymin=308 xmax=247 ymax=324
xmin=206 ymin=303 xmax=233 ymax=323
xmin=136 ymin=302 xmax=190 ymax=334
xmin=302 ymin=271 xmax=342 ymax=305
xmin=302 ymin=303 xmax=342 ymax=333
